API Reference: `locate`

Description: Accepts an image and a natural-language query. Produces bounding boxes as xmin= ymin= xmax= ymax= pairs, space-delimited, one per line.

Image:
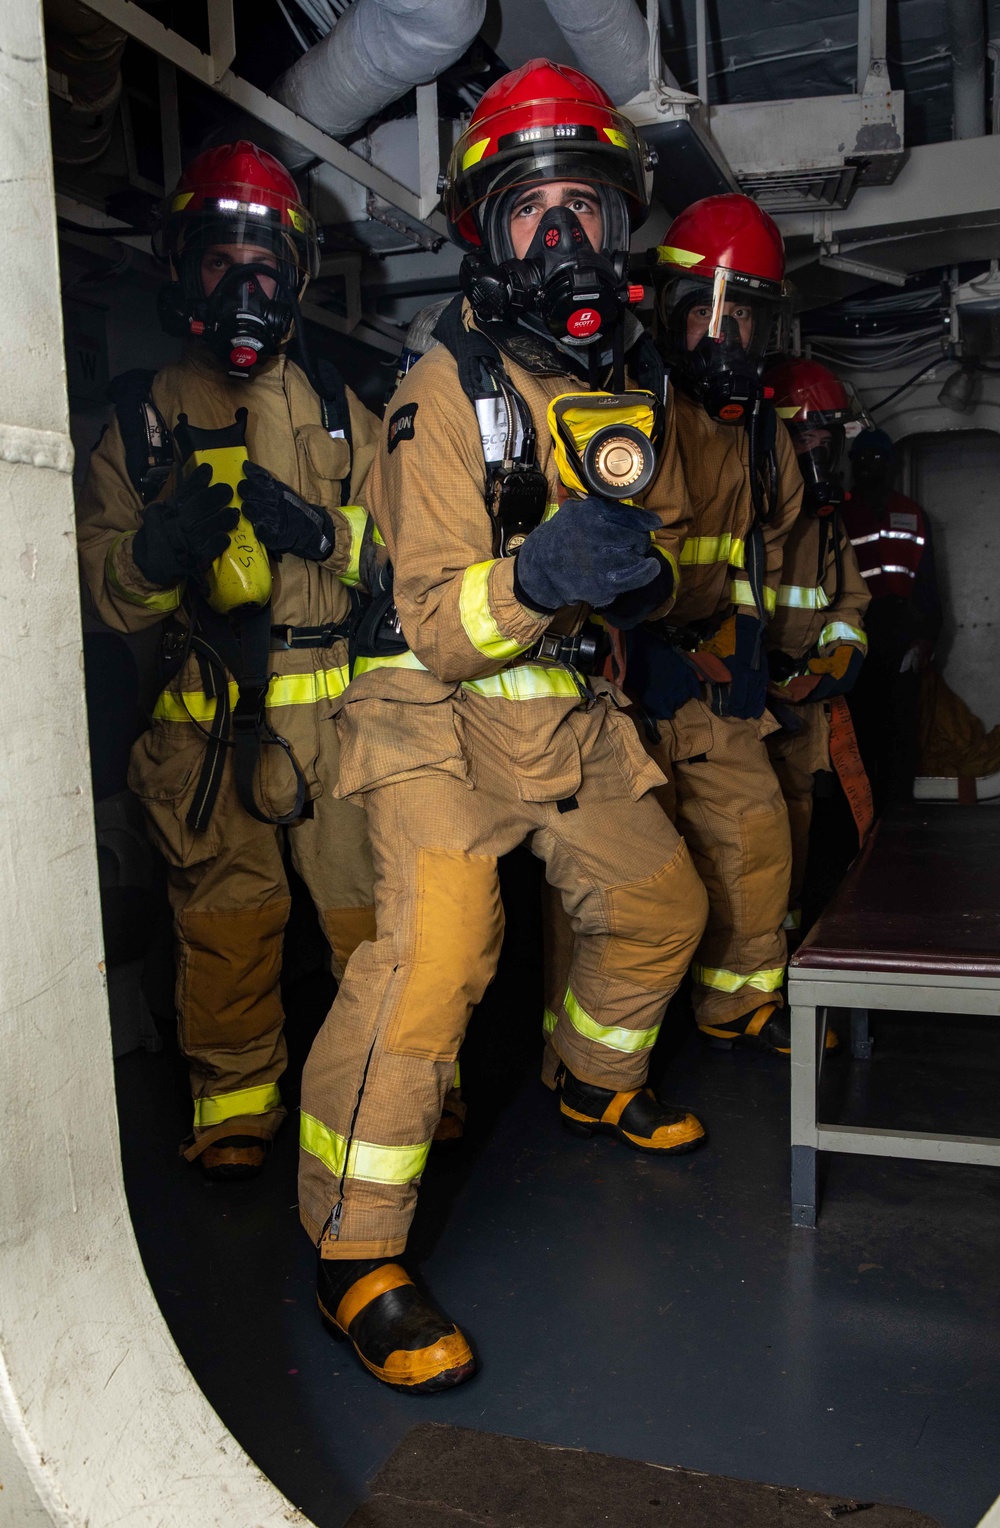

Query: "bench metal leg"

xmin=850 ymin=1007 xmax=872 ymax=1061
xmin=790 ymin=1002 xmax=821 ymax=1226
xmin=791 ymin=1145 xmax=817 ymax=1227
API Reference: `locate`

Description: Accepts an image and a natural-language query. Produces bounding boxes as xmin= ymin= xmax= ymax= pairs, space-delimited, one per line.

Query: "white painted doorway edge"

xmin=0 ymin=2 xmax=314 ymax=1521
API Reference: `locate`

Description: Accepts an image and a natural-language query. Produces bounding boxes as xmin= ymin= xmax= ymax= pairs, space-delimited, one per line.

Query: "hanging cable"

xmin=870 ymin=357 xmax=944 ymax=413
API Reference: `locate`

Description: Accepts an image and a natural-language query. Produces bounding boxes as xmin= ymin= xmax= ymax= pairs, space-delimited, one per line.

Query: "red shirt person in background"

xmin=841 ymin=428 xmax=943 ymax=807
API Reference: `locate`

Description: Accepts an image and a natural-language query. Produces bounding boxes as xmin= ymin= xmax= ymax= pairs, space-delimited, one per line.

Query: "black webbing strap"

xmin=314 ymin=356 xmax=354 ymax=497
xmin=185 ymin=599 xmax=309 ymax=830
xmin=106 ymin=368 xmax=174 ymax=506
xmin=432 ymin=295 xmax=514 ymax=419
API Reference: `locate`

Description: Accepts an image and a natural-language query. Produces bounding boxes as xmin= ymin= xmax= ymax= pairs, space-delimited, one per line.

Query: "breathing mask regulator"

xmin=460 ymin=202 xmax=641 ymax=350
xmin=159 ymin=256 xmax=297 ymax=381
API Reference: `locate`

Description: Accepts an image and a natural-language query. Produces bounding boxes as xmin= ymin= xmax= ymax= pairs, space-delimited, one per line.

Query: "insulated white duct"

xmin=540 ymin=0 xmax=652 ymax=105
xmin=274 ymin=0 xmax=486 ymax=140
xmin=949 ymin=0 xmax=987 ymax=139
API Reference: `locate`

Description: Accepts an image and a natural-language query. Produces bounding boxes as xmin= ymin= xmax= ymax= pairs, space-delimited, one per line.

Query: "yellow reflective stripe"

xmin=106 ymin=534 xmax=183 ymax=613
xmin=564 ymin=987 xmax=659 ymax=1054
xmin=776 ymin=583 xmax=830 ymax=610
xmin=542 ymin=501 xmax=561 ymax=522
xmin=680 ymin=532 xmax=744 ymax=568
xmin=543 ymin=1007 xmax=558 ymax=1035
xmin=730 ymin=579 xmax=778 ymax=614
xmin=461 ymin=136 xmax=490 ymax=170
xmin=338 ymin=505 xmax=368 ymax=587
xmin=660 ymin=545 xmax=680 ymax=592
xmin=819 ymin=620 xmax=868 ymax=652
xmin=153 ymin=664 xmax=350 ymax=722
xmin=692 ymin=964 xmax=785 ymax=994
xmin=299 ymin=1111 xmax=430 ymax=1185
xmin=463 ymin=664 xmax=582 ymax=701
xmin=459 ymin=560 xmax=532 ymax=662
xmin=372 ymin=524 xmax=386 ymax=546
xmin=193 ymin=1082 xmax=281 ymax=1128
xmin=352 ymin=650 xmax=428 ymax=675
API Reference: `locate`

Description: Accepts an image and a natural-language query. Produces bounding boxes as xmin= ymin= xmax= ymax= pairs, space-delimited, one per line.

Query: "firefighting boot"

xmin=559 ymin=1070 xmax=706 ymax=1154
xmin=317 ymin=1255 xmax=476 ymax=1393
xmin=699 ymin=1002 xmax=840 ymax=1056
xmin=200 ymin=1136 xmax=269 ymax=1181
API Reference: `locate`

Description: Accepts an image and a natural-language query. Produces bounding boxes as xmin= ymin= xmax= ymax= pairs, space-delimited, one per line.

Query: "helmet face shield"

xmin=656 ymin=265 xmax=786 ymax=371
xmin=787 ymin=422 xmax=848 ymax=515
xmin=446 ymin=101 xmax=649 ymax=251
xmin=163 ymin=179 xmax=320 ymax=286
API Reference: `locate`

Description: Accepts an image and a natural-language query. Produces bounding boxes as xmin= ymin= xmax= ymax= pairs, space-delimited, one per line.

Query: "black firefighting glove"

xmin=603 ymin=550 xmax=675 ymax=629
xmin=512 ymin=496 xmax=660 ymax=613
xmin=625 ymin=628 xmax=701 ymax=720
xmin=701 ymin=613 xmax=769 ymax=719
xmin=131 ymin=463 xmax=238 ymax=587
xmin=238 ymin=461 xmax=336 ymax=562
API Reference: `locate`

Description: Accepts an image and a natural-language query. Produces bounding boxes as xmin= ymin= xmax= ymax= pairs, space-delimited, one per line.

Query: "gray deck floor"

xmin=115 ymin=858 xmax=1000 ymax=1528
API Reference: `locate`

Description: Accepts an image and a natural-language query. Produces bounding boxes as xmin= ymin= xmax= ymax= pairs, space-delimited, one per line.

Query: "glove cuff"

xmin=512 ymin=553 xmax=561 ymax=615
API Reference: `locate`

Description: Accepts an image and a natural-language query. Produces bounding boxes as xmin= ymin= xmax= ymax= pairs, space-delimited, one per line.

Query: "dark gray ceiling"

xmin=490 ymin=0 xmax=1000 ymax=148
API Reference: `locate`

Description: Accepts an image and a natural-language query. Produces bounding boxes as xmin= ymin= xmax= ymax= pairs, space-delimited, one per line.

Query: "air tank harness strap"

xmin=270 ymin=612 xmax=358 ymax=649
xmin=185 ymin=599 xmax=310 ymax=832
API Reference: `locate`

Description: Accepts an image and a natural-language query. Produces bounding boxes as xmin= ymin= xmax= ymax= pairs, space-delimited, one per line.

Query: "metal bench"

xmin=788 ymin=804 xmax=1000 ymax=1226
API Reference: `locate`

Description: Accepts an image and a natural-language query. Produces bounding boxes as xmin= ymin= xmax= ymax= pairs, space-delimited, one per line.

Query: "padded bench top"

xmin=791 ymin=804 xmax=1000 ymax=979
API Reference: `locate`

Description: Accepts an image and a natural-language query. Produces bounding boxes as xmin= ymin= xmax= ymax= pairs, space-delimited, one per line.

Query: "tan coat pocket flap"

xmin=296 ymin=423 xmax=351 ymax=508
xmin=335 ymin=695 xmax=467 ymax=798
xmin=657 ymin=698 xmax=715 ymax=765
xmin=128 ymin=725 xmax=222 ymax=868
xmin=603 ymin=703 xmax=669 ymax=801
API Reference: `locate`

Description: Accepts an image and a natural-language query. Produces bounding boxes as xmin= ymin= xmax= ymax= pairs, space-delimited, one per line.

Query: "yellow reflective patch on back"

xmin=775 ymin=405 xmax=800 ymax=420
xmin=603 ymin=127 xmax=629 ymax=148
xmin=171 ymin=191 xmax=194 ymax=211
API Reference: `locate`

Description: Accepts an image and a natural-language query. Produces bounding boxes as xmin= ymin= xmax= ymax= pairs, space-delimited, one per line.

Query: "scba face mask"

xmin=792 ymin=427 xmax=847 ymax=517
xmin=158 ymin=254 xmax=296 ymax=380
xmin=685 ymin=311 xmax=765 ymax=427
xmin=460 ymin=202 xmax=638 ymax=347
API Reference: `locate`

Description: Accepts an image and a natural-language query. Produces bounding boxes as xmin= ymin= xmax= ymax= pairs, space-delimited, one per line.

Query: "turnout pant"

xmin=130 ymin=720 xmax=375 ymax=1155
xmin=299 ymin=690 xmax=708 ymax=1258
xmin=765 ymin=703 xmax=831 ymax=928
xmin=648 ymin=698 xmax=792 ymax=1031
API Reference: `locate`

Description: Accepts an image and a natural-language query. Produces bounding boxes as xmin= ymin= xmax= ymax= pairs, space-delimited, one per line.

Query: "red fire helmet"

xmin=654 ymin=194 xmax=788 ymax=370
xmin=764 ymin=357 xmax=853 ymax=425
xmin=161 ymin=140 xmax=319 ymax=282
xmin=656 ymin=193 xmax=785 ymax=291
xmin=443 ymin=58 xmax=651 ymax=250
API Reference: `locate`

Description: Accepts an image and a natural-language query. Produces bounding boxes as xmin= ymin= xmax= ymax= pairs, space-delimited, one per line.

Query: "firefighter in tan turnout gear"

xmin=763 ymin=358 xmax=871 ymax=936
xmin=627 ymin=194 xmax=798 ymax=1053
xmin=298 ymin=59 xmax=709 ymax=1394
xmin=77 ymin=143 xmax=378 ymax=1180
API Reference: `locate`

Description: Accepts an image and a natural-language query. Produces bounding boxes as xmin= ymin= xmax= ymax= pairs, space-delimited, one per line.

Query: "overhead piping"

xmin=949 ymin=0 xmax=986 ymax=139
xmin=540 ymin=0 xmax=682 ymax=105
xmin=273 ymin=0 xmax=485 ymax=149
